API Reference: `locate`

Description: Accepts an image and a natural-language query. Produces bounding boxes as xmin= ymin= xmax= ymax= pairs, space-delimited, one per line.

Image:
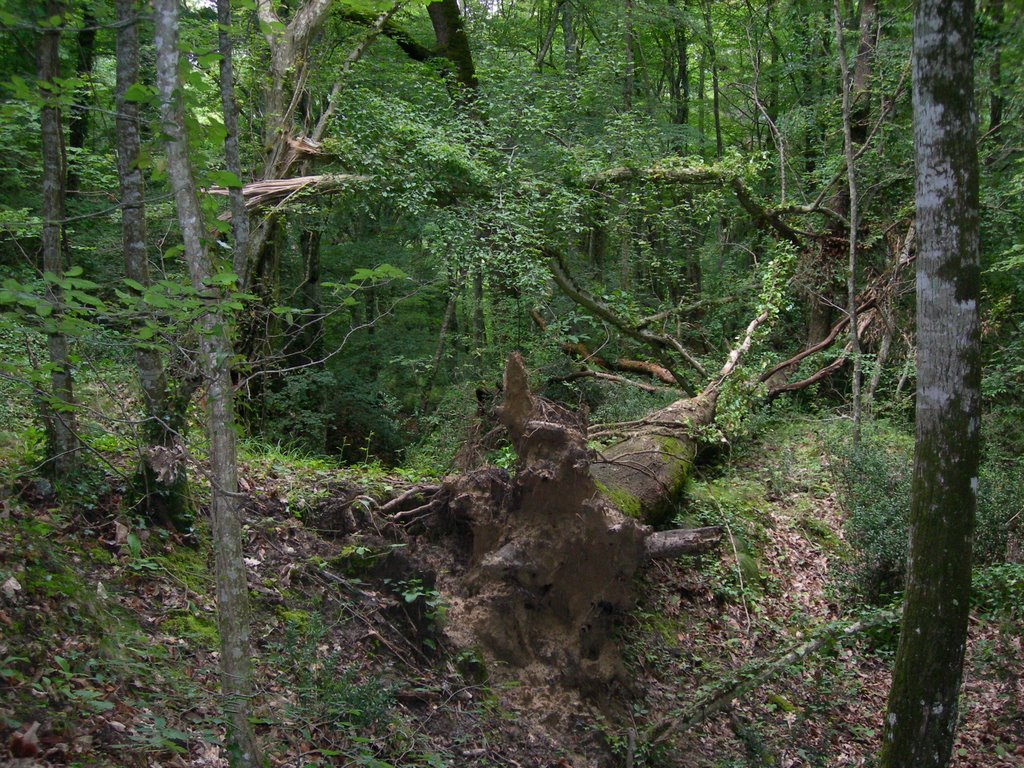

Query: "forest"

xmin=0 ymin=0 xmax=1022 ymax=766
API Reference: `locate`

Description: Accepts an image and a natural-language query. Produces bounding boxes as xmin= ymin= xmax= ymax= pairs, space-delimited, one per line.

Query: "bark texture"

xmin=37 ymin=0 xmax=80 ymax=475
xmin=116 ymin=0 xmax=191 ymax=527
xmin=879 ymin=1 xmax=981 ymax=765
xmin=153 ymin=2 xmax=261 ymax=765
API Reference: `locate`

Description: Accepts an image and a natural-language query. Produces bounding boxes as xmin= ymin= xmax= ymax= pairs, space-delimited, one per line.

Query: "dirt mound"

xmin=431 ymin=354 xmax=648 ymax=699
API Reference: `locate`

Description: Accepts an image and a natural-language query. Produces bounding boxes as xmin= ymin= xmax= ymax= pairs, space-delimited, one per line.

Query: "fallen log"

xmin=591 ymin=310 xmax=771 ymax=525
xmin=645 ymin=526 xmax=724 ymax=560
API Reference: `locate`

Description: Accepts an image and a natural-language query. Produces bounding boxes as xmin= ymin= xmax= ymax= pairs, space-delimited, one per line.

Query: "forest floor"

xmin=1 ymin=416 xmax=1022 ymax=767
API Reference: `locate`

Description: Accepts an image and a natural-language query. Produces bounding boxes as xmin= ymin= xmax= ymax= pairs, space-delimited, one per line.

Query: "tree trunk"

xmin=834 ymin=0 xmax=864 ymax=444
xmin=428 ymin=0 xmax=479 ymax=92
xmin=668 ymin=0 xmax=689 ymax=128
xmin=37 ymin=0 xmax=80 ymax=476
xmin=561 ymin=0 xmax=578 ymax=76
xmin=153 ymin=2 xmax=261 ymax=765
xmin=880 ymin=0 xmax=981 ymax=765
xmin=115 ymin=0 xmax=191 ymax=528
xmin=217 ymin=0 xmax=251 ymax=287
xmin=851 ymin=0 xmax=878 ymax=145
xmin=590 ymin=309 xmax=770 ymax=524
xmin=66 ymin=5 xmax=97 ymax=194
xmin=700 ymin=0 xmax=723 ymax=158
xmin=987 ymin=0 xmax=1003 ymax=140
xmin=624 ymin=0 xmax=635 ymax=110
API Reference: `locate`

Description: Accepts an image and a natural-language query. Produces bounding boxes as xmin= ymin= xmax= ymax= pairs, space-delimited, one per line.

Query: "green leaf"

xmin=209 ymin=271 xmax=239 ymax=287
xmin=123 ymin=82 xmax=155 ymax=103
xmin=208 ymin=170 xmax=243 ymax=189
xmin=197 ymin=52 xmax=223 ymax=68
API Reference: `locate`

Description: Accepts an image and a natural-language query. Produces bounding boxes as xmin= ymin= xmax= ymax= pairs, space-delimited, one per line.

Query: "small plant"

xmin=387 ymin=577 xmax=448 ymax=636
xmin=971 ymin=563 xmax=1024 ymax=618
xmin=267 ymin=616 xmax=395 ymax=732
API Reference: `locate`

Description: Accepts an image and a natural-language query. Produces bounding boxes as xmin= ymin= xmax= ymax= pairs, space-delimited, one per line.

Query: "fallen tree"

xmin=378 ymin=352 xmax=723 ymax=694
xmin=372 ymin=304 xmax=774 ymax=693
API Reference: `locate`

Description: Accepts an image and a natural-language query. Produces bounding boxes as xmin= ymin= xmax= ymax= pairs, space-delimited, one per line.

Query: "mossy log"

xmin=591 ymin=393 xmax=714 ymax=525
xmin=590 ymin=310 xmax=770 ymax=525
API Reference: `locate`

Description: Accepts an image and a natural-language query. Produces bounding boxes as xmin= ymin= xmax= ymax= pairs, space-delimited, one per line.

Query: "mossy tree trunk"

xmin=590 ymin=309 xmax=769 ymax=525
xmin=879 ymin=0 xmax=981 ymax=765
xmin=37 ymin=0 xmax=80 ymax=476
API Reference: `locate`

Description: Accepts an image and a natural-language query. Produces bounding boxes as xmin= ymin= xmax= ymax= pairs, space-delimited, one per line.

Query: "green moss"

xmin=595 ymin=479 xmax=642 ymax=519
xmin=86 ymin=545 xmax=115 ymax=565
xmin=277 ymin=608 xmax=313 ymax=632
xmin=796 ymin=511 xmax=843 ymax=553
xmin=152 ymin=546 xmax=211 ymax=592
xmin=162 ymin=613 xmax=219 ymax=649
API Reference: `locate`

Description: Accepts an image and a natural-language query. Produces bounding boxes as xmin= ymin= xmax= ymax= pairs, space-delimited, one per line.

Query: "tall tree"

xmin=879 ymin=0 xmax=981 ymax=765
xmin=216 ymin=0 xmax=250 ymax=285
xmin=37 ymin=0 xmax=80 ymax=474
xmin=152 ymin=1 xmax=261 ymax=764
xmin=833 ymin=0 xmax=864 ymax=444
xmin=66 ymin=2 xmax=97 ymax=193
xmin=115 ymin=0 xmax=191 ymax=526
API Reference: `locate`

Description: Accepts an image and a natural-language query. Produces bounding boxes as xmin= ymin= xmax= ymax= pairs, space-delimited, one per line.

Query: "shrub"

xmin=828 ymin=424 xmax=913 ymax=604
xmin=830 ymin=423 xmax=1023 ymax=605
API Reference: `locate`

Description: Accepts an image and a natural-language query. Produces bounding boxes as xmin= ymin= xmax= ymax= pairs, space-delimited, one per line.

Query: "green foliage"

xmin=262 ymin=367 xmax=404 ymax=463
xmin=828 ymin=425 xmax=913 ymax=604
xmin=971 ymin=564 xmax=1024 ymax=619
xmin=268 ymin=615 xmax=395 ymax=729
xmin=404 ymin=383 xmax=479 ymax=475
xmin=830 ymin=423 xmax=1023 ymax=604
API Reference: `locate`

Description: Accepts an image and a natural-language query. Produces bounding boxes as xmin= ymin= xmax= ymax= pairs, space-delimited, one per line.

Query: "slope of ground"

xmin=1 ymin=418 xmax=1021 ymax=767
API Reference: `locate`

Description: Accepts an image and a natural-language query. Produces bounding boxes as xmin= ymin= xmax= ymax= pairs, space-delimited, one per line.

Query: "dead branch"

xmin=208 ymin=173 xmax=370 ymax=212
xmin=649 ymin=609 xmax=898 ymax=743
xmin=532 ymin=308 xmax=680 ymax=387
xmin=644 ymin=526 xmax=723 ymax=559
xmin=378 ymin=484 xmax=442 ymax=517
xmin=549 ymin=370 xmax=670 ymax=394
xmin=547 ymin=250 xmax=706 ymax=386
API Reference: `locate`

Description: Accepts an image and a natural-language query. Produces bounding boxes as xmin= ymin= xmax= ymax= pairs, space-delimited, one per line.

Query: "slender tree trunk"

xmin=38 ymin=0 xmax=80 ymax=476
xmin=668 ymin=0 xmax=689 ymax=128
xmin=535 ymin=0 xmax=560 ymax=71
xmin=217 ymin=0 xmax=251 ymax=288
xmin=987 ymin=0 xmax=1003 ymax=139
xmin=472 ymin=266 xmax=485 ymax=352
xmin=67 ymin=6 xmax=96 ymax=194
xmin=851 ymin=0 xmax=878 ymax=144
xmin=153 ymin=2 xmax=261 ymax=765
xmin=700 ymin=0 xmax=723 ymax=157
xmin=294 ymin=228 xmax=324 ymax=365
xmin=833 ymin=0 xmax=863 ymax=444
xmin=420 ymin=282 xmax=460 ymax=412
xmin=115 ymin=0 xmax=191 ymax=527
xmin=561 ymin=0 xmax=578 ymax=76
xmin=624 ymin=0 xmax=635 ymax=110
xmin=879 ymin=1 xmax=981 ymax=765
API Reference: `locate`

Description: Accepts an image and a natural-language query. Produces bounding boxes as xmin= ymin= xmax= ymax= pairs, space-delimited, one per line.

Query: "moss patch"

xmin=596 ymin=480 xmax=643 ymax=519
xmin=162 ymin=613 xmax=219 ymax=649
xmin=153 ymin=546 xmax=212 ymax=592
